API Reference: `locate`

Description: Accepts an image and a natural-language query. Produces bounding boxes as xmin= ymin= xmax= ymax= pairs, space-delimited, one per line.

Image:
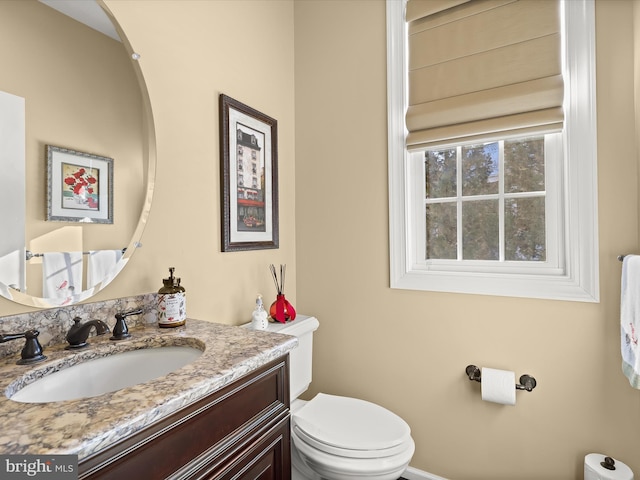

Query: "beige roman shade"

xmin=406 ymin=0 xmax=563 ymax=149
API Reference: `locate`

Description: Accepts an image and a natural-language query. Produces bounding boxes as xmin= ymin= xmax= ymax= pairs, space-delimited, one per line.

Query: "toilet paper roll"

xmin=481 ymin=367 xmax=516 ymax=405
xmin=584 ymin=454 xmax=634 ymax=480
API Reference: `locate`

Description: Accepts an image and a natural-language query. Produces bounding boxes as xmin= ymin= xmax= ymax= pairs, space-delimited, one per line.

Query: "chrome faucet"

xmin=65 ymin=317 xmax=111 ymax=349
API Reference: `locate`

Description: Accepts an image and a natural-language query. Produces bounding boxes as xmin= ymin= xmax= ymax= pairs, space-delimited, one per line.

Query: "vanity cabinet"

xmin=78 ymin=356 xmax=291 ymax=480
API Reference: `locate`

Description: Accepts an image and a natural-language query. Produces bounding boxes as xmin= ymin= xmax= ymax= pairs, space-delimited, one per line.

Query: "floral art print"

xmin=47 ymin=145 xmax=113 ymax=223
xmin=61 ymin=163 xmax=100 ymax=210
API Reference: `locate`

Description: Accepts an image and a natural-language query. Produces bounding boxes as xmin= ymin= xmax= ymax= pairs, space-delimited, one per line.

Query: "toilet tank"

xmin=266 ymin=315 xmax=319 ymax=402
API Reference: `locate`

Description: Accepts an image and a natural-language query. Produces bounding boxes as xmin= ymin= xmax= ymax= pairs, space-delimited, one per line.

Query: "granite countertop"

xmin=0 ymin=318 xmax=297 ymax=459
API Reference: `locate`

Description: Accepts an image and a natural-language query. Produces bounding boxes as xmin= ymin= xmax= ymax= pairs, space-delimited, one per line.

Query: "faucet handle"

xmin=0 ymin=330 xmax=47 ymax=365
xmin=118 ymin=308 xmax=143 ymax=319
xmin=19 ymin=330 xmax=47 ymax=365
xmin=110 ymin=308 xmax=142 ymax=341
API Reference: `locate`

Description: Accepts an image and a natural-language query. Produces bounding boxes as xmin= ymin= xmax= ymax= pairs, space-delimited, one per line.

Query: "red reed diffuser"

xmin=269 ymin=264 xmax=296 ymax=323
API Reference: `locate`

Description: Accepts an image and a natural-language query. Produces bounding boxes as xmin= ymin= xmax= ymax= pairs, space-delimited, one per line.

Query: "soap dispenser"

xmin=157 ymin=267 xmax=187 ymax=328
xmin=250 ymin=294 xmax=269 ymax=330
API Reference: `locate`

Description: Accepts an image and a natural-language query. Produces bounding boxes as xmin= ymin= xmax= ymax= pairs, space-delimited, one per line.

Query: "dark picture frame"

xmin=46 ymin=145 xmax=113 ymax=224
xmin=219 ymin=94 xmax=279 ymax=251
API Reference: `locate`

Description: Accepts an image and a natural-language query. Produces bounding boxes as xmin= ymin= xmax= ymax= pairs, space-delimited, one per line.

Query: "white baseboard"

xmin=402 ymin=466 xmax=449 ymax=480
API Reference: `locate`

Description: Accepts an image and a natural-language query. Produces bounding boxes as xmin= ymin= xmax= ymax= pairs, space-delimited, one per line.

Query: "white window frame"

xmin=387 ymin=0 xmax=599 ymax=302
xmin=413 ymin=134 xmax=563 ymax=273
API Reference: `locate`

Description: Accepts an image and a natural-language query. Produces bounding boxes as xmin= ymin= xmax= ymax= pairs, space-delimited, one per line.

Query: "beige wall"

xmin=295 ymin=0 xmax=640 ymax=479
xmin=94 ymin=0 xmax=298 ymax=321
xmin=0 ymin=0 xmax=296 ymax=319
xmin=1 ymin=0 xmax=639 ymax=478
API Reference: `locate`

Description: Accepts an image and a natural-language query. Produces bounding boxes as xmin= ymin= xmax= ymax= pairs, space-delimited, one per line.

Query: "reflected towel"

xmin=621 ymin=255 xmax=640 ymax=388
xmin=42 ymin=252 xmax=83 ymax=299
xmin=87 ymin=249 xmax=124 ymax=289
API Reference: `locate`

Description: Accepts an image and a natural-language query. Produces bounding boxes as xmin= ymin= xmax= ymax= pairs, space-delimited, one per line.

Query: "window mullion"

xmin=498 ymin=141 xmax=505 ymax=261
xmin=456 ymin=145 xmax=463 ymax=260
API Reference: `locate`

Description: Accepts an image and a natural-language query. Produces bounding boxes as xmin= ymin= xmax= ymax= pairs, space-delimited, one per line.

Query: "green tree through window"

xmin=425 ymin=137 xmax=546 ymax=262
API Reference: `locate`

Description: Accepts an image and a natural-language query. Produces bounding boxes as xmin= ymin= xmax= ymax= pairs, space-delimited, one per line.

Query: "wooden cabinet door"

xmin=213 ymin=416 xmax=291 ymax=480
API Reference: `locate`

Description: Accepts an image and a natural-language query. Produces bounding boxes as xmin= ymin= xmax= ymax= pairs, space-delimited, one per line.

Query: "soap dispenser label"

xmin=158 ymin=292 xmax=186 ymax=327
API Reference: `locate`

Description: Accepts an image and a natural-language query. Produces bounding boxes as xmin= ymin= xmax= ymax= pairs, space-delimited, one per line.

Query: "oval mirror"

xmin=0 ymin=0 xmax=155 ymax=308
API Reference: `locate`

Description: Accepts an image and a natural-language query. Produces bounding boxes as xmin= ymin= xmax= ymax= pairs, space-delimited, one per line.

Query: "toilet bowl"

xmin=290 ymin=394 xmax=415 ymax=480
xmin=263 ymin=315 xmax=415 ymax=480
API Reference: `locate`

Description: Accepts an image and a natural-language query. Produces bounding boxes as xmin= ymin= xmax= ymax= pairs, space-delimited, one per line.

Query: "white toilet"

xmin=266 ymin=315 xmax=415 ymax=480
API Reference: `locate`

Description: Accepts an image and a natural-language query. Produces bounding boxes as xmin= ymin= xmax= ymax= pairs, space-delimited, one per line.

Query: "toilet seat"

xmin=292 ymin=431 xmax=415 ymax=479
xmin=292 ymin=393 xmax=413 ymax=459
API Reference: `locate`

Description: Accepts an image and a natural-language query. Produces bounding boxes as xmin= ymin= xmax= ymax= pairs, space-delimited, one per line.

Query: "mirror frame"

xmin=1 ymin=1 xmax=156 ymax=308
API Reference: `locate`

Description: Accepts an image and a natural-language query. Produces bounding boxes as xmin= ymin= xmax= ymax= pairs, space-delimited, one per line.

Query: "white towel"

xmin=42 ymin=251 xmax=83 ymax=299
xmin=621 ymin=255 xmax=640 ymax=388
xmin=87 ymin=249 xmax=124 ymax=289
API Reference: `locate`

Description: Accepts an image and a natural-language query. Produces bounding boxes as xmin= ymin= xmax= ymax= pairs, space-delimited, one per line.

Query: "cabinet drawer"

xmin=79 ymin=356 xmax=289 ymax=480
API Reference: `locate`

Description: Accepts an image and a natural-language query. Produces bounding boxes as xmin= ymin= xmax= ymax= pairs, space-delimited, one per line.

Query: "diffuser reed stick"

xmin=269 ymin=264 xmax=286 ymax=294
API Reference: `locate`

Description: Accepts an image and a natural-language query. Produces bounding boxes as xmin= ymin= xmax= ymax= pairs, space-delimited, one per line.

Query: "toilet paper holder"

xmin=465 ymin=365 xmax=537 ymax=392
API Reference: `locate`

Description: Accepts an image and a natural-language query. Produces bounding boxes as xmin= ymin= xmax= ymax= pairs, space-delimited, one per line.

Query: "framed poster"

xmin=46 ymin=145 xmax=113 ymax=223
xmin=219 ymin=94 xmax=279 ymax=251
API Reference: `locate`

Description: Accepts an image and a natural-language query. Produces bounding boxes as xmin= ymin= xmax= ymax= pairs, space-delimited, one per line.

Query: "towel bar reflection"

xmin=25 ymin=248 xmax=126 ymax=261
xmin=465 ymin=365 xmax=537 ymax=392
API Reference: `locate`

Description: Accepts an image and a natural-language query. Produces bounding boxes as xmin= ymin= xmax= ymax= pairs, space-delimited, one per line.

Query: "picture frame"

xmin=219 ymin=94 xmax=279 ymax=251
xmin=46 ymin=145 xmax=113 ymax=224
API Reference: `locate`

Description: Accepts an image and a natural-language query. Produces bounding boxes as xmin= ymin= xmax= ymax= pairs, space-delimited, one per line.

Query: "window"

xmin=422 ymin=134 xmax=559 ymax=262
xmin=387 ymin=0 xmax=599 ymax=302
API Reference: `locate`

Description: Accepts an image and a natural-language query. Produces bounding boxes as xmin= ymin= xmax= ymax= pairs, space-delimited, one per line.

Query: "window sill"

xmin=391 ymin=268 xmax=599 ymax=302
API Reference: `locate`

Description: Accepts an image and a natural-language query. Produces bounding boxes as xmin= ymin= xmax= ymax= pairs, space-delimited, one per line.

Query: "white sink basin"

xmin=9 ymin=346 xmax=203 ymax=403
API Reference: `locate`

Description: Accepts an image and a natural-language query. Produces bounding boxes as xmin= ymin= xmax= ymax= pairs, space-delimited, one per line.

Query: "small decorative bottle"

xmin=268 ymin=264 xmax=296 ymax=323
xmin=157 ymin=267 xmax=187 ymax=328
xmin=250 ymin=294 xmax=269 ymax=330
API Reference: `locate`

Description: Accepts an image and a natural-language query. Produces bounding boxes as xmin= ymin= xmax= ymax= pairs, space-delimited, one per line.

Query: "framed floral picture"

xmin=219 ymin=94 xmax=279 ymax=251
xmin=46 ymin=145 xmax=113 ymax=223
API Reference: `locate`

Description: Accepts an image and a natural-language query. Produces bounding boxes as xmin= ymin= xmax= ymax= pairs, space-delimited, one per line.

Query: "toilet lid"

xmin=292 ymin=393 xmax=411 ymax=455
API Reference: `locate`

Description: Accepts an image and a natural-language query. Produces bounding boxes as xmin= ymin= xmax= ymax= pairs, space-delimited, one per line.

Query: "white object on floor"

xmin=584 ymin=453 xmax=633 ymax=480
